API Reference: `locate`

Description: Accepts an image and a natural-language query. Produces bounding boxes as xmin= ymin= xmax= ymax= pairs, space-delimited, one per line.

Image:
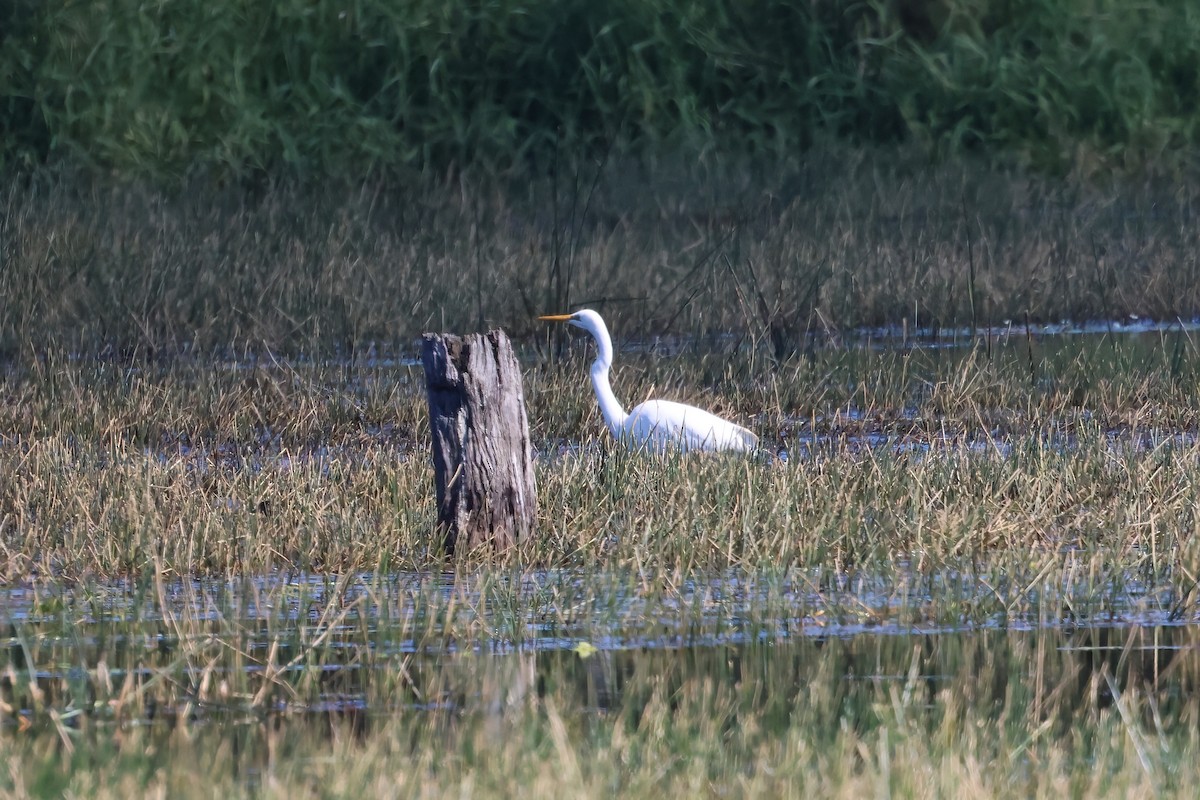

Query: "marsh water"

xmin=4 ymin=566 xmax=1199 ymax=748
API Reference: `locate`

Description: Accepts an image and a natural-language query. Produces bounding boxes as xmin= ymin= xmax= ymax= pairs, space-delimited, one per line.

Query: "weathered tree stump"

xmin=421 ymin=330 xmax=537 ymax=554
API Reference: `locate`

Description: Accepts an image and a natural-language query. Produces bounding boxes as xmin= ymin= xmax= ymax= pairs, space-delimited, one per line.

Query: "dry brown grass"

xmin=0 ymin=333 xmax=1197 ymax=582
xmin=4 ymin=155 xmax=1200 ymax=359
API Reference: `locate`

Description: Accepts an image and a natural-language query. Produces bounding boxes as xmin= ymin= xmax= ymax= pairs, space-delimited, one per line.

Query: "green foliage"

xmin=884 ymin=0 xmax=1200 ymax=170
xmin=4 ymin=0 xmax=1198 ymax=177
xmin=0 ymin=0 xmax=888 ymax=177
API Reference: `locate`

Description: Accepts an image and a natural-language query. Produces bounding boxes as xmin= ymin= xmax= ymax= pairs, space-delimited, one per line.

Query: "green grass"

xmin=5 ymin=0 xmax=1200 ymax=176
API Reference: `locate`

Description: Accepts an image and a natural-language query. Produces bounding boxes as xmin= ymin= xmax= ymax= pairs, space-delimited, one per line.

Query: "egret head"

xmin=538 ymin=309 xmax=613 ymax=365
xmin=537 ymin=309 xmax=608 ymax=339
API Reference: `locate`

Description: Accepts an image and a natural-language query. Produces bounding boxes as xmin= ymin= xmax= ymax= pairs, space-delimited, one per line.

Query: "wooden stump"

xmin=421 ymin=330 xmax=537 ymax=554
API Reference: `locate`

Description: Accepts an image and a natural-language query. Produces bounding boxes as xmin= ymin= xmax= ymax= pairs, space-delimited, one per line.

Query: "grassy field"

xmin=4 ymin=155 xmax=1200 ymax=358
xmin=1 ymin=329 xmax=1198 ymax=577
xmin=7 ymin=1 xmax=1200 ymax=790
xmin=4 ymin=324 xmax=1200 ymax=795
xmin=5 ymin=150 xmax=1200 ymax=794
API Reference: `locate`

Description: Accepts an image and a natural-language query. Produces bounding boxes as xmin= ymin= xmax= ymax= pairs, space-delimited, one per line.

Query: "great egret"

xmin=539 ymin=309 xmax=758 ymax=453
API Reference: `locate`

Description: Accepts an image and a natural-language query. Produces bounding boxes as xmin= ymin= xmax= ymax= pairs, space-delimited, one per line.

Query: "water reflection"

xmin=5 ymin=577 xmax=1199 ymax=725
xmin=8 ymin=620 xmax=1199 ymax=783
xmin=7 ymin=570 xmax=1200 ymax=794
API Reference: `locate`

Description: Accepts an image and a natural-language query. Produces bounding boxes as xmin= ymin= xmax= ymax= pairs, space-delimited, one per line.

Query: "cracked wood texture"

xmin=421 ymin=330 xmax=537 ymax=554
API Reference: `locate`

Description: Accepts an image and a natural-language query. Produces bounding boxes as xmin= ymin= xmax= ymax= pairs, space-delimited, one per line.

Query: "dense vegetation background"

xmin=3 ymin=0 xmax=1199 ymax=177
xmin=2 ymin=0 xmax=1200 ymax=353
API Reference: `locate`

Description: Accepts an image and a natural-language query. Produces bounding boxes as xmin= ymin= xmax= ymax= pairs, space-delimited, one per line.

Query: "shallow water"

xmin=2 ymin=564 xmax=1195 ymax=732
xmin=2 ymin=562 xmax=1188 ymax=638
xmin=12 ymin=599 xmax=1198 ymax=795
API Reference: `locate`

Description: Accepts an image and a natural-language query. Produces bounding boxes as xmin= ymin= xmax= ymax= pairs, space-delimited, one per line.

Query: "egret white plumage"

xmin=539 ymin=309 xmax=758 ymax=453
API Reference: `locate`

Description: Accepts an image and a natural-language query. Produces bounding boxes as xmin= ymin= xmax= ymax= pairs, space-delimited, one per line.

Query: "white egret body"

xmin=539 ymin=309 xmax=758 ymax=453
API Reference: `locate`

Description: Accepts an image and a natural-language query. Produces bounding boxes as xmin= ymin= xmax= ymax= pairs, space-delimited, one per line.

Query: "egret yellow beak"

xmin=538 ymin=314 xmax=574 ymax=322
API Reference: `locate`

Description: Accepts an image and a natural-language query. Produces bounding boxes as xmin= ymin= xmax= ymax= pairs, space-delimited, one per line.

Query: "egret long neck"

xmin=587 ymin=331 xmax=629 ymax=436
